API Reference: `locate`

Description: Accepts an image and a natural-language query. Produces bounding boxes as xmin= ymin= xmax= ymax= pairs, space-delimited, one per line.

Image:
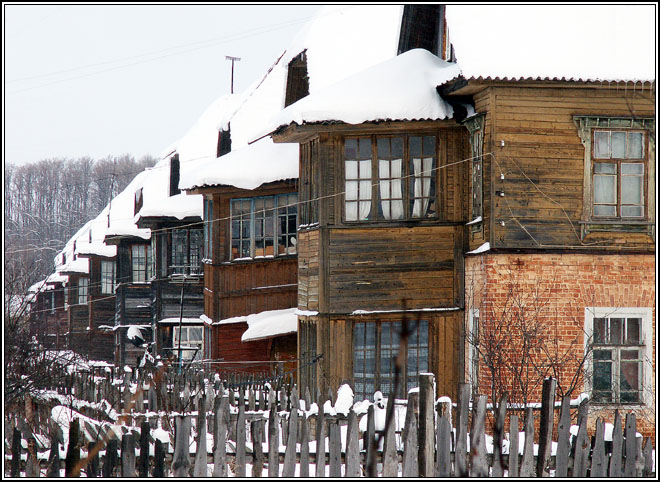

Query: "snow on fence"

xmin=5 ymin=371 xmax=656 ymax=477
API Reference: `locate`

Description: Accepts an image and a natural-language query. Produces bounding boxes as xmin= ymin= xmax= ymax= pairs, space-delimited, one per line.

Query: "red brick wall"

xmin=465 ymin=252 xmax=655 ymax=438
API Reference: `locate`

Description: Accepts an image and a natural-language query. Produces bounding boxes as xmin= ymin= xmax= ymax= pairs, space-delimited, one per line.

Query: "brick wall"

xmin=465 ymin=252 xmax=655 ymax=438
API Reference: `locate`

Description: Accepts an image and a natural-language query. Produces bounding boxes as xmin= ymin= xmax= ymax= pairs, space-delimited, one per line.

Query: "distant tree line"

xmin=4 ymin=154 xmax=157 ymax=293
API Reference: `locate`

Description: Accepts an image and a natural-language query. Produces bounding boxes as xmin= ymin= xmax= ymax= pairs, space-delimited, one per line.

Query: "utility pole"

xmin=225 ymin=55 xmax=241 ymax=94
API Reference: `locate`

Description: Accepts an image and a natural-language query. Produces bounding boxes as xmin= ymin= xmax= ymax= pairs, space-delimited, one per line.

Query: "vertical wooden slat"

xmin=642 ymin=437 xmax=653 ymax=477
xmin=172 ymin=415 xmax=191 ymax=477
xmin=268 ymin=397 xmax=280 ymax=478
xmin=573 ymin=410 xmax=590 ymax=477
xmin=623 ymin=413 xmax=637 ymax=478
xmin=65 ymin=419 xmax=81 ymax=477
xmin=121 ymin=433 xmax=136 ymax=478
xmin=87 ymin=441 xmax=100 ymax=477
xmin=382 ymin=396 xmax=398 ymax=477
xmin=590 ymin=418 xmax=606 ymax=477
xmin=418 ymin=373 xmax=435 ymax=477
xmin=193 ymin=394 xmax=208 ymax=477
xmin=282 ymin=388 xmax=298 ymax=477
xmin=435 ymin=414 xmax=451 ymax=477
xmin=345 ymin=409 xmax=361 ymax=478
xmin=153 ymin=439 xmax=166 ymax=478
xmin=537 ymin=377 xmax=556 ymax=477
xmin=47 ymin=424 xmax=61 ymax=478
xmin=11 ymin=427 xmax=21 ymax=478
xmin=235 ymin=388 xmax=246 ymax=477
xmin=213 ymin=395 xmax=228 ymax=477
xmin=508 ymin=415 xmax=519 ymax=478
xmin=364 ymin=404 xmax=376 ymax=477
xmin=138 ymin=420 xmax=150 ymax=477
xmin=470 ymin=395 xmax=488 ymax=477
xmin=299 ymin=413 xmax=310 ymax=478
xmin=315 ymin=396 xmax=326 ymax=477
xmin=455 ymin=383 xmax=470 ymax=477
xmin=102 ymin=437 xmax=118 ymax=478
xmin=252 ymin=420 xmax=264 ymax=477
xmin=555 ymin=396 xmax=571 ymax=477
xmin=490 ymin=394 xmax=507 ymax=478
xmin=328 ymin=418 xmax=341 ymax=477
xmin=520 ymin=408 xmax=535 ymax=478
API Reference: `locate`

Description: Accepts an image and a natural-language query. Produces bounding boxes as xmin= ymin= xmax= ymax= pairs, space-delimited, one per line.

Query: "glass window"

xmin=344 ymin=135 xmax=437 ymax=222
xmin=170 ymin=228 xmax=203 ymax=276
xmin=173 ymin=325 xmax=204 ymax=362
xmin=78 ymin=277 xmax=88 ymax=305
xmin=353 ymin=320 xmax=429 ymax=401
xmin=131 ymin=244 xmax=152 ymax=282
xmin=230 ymin=194 xmax=298 ymax=260
xmin=101 ymin=261 xmax=115 ymax=295
xmin=592 ymin=314 xmax=644 ymax=404
xmin=204 ymin=199 xmax=214 ymax=260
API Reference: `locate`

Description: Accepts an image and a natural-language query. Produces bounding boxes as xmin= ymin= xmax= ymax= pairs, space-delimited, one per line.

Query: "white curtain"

xmin=345 ymin=160 xmax=372 ymax=221
xmin=412 ymin=157 xmax=433 ymax=217
xmin=379 ymin=159 xmax=404 ymax=219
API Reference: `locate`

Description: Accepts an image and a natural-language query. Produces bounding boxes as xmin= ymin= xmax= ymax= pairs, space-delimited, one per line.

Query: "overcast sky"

xmin=3 ymin=4 xmax=322 ymax=165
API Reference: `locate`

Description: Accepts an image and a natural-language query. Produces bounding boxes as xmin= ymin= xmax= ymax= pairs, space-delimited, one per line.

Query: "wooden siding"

xmin=326 ymin=226 xmax=462 ymax=313
xmin=298 ymin=229 xmax=320 ymax=311
xmin=484 ymin=86 xmax=655 ymax=251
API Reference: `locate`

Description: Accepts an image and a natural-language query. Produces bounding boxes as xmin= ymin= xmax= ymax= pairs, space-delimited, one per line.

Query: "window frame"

xmin=353 ymin=319 xmax=429 ymax=401
xmin=170 ymin=228 xmax=203 ymax=277
xmin=203 ymin=198 xmax=213 ymax=261
xmin=100 ymin=260 xmax=116 ymax=295
xmin=343 ymin=134 xmax=438 ymax=224
xmin=78 ymin=277 xmax=89 ymax=306
xmin=172 ymin=325 xmax=204 ymax=362
xmin=131 ymin=244 xmax=153 ymax=283
xmin=229 ymin=193 xmax=298 ymax=261
xmin=584 ymin=307 xmax=653 ymax=406
xmin=468 ymin=309 xmax=480 ymax=397
xmin=574 ymin=116 xmax=655 ymax=238
xmin=463 ymin=113 xmax=485 ymax=232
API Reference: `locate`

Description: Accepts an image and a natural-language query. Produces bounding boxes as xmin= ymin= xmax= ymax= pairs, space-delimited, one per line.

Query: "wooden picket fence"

xmin=5 ymin=371 xmax=656 ymax=477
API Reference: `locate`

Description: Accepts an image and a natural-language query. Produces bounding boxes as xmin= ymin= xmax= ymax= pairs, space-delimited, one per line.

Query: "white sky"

xmin=3 ymin=4 xmax=322 ymax=165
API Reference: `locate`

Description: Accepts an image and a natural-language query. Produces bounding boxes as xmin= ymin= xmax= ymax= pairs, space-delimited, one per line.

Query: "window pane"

xmin=627 ymin=132 xmax=644 ymax=158
xmin=621 ymin=163 xmax=644 ymax=175
xmin=622 ymin=175 xmax=643 ymax=205
xmin=594 ymin=175 xmax=616 ymax=203
xmin=346 ymin=160 xmax=358 ymax=180
xmin=610 ymin=318 xmax=623 ymax=344
xmin=621 ymin=206 xmax=644 ymax=218
xmin=345 ymin=139 xmax=357 ymax=159
xmin=594 ymin=162 xmax=616 ymax=174
xmin=626 ymin=318 xmax=641 ymax=344
xmin=593 ymin=350 xmax=612 ymax=399
xmin=611 ymin=131 xmax=626 ymax=158
xmin=594 ymin=205 xmax=616 ymax=216
xmin=594 ymin=317 xmax=607 ymax=344
xmin=594 ymin=131 xmax=610 ymax=158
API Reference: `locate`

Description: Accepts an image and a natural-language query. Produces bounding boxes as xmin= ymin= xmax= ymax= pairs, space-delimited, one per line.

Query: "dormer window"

xmin=284 ymin=51 xmax=309 ymax=107
xmin=217 ymin=127 xmax=232 ymax=158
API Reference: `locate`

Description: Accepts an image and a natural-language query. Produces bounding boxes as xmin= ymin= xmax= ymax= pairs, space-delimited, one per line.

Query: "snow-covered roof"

xmin=260 ymin=49 xmax=459 ymax=137
xmin=59 ymin=257 xmax=89 ymax=275
xmin=445 ymin=5 xmax=656 ymax=83
xmin=179 ymin=138 xmax=298 ymax=191
xmin=241 ymin=307 xmax=298 ymax=342
xmin=157 ymin=317 xmax=204 ymax=325
xmin=136 ymin=192 xmax=202 ymax=220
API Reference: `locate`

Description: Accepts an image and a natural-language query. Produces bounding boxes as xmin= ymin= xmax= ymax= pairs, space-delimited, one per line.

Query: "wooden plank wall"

xmin=326 ymin=226 xmax=459 ymax=313
xmin=486 ymin=86 xmax=654 ymax=250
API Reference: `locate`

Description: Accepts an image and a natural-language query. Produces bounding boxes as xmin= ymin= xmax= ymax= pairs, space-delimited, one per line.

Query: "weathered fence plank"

xmin=65 ymin=419 xmax=81 ymax=477
xmin=573 ymin=410 xmax=590 ymax=477
xmin=328 ymin=417 xmax=341 ymax=477
xmin=299 ymin=413 xmax=310 ymax=478
xmin=491 ymin=395 xmax=507 ymax=478
xmin=193 ymin=394 xmax=208 ymax=477
xmin=315 ymin=394 xmax=327 ymax=478
xmin=345 ymin=409 xmax=361 ymax=478
xmin=470 ymin=395 xmax=488 ymax=477
xmin=282 ymin=388 xmax=298 ymax=477
xmin=609 ymin=410 xmax=623 ymax=477
xmin=268 ymin=396 xmax=280 ymax=478
xmin=172 ymin=415 xmax=191 ymax=477
xmin=235 ymin=388 xmax=247 ymax=478
xmin=508 ymin=414 xmax=519 ymax=478
xmin=455 ymin=383 xmax=470 ymax=477
xmin=364 ymin=404 xmax=376 ymax=477
xmin=537 ymin=377 xmax=556 ymax=477
xmin=555 ymin=396 xmax=571 ymax=477
xmin=401 ymin=391 xmax=419 ymax=477
xmin=590 ymin=418 xmax=606 ymax=477
xmin=138 ymin=420 xmax=150 ymax=477
xmin=121 ymin=433 xmax=136 ymax=477
xmin=418 ymin=373 xmax=435 ymax=477
xmin=153 ymin=439 xmax=166 ymax=478
xmin=624 ymin=413 xmax=637 ymax=478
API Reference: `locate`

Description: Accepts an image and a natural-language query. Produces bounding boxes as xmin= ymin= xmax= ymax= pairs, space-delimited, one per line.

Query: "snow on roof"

xmin=136 ymin=192 xmax=202 ymax=220
xmin=467 ymin=242 xmax=491 ymax=255
xmin=157 ymin=317 xmax=204 ymax=325
xmin=260 ymin=49 xmax=459 ymax=137
xmin=59 ymin=257 xmax=89 ymax=275
xmin=445 ymin=5 xmax=656 ymax=83
xmin=241 ymin=307 xmax=298 ymax=342
xmin=180 ymin=138 xmax=298 ymax=190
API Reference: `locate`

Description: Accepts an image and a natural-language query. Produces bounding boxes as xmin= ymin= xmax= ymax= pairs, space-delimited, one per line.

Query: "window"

xmin=101 ymin=260 xmax=116 ymax=295
xmin=464 ymin=114 xmax=485 ymax=226
xmin=203 ymin=199 xmax=213 ymax=261
xmin=585 ymin=307 xmax=652 ymax=405
xmin=171 ymin=228 xmax=203 ymax=276
xmin=300 ymin=140 xmax=319 ymax=226
xmin=344 ymin=135 xmax=437 ymax=222
xmin=353 ymin=320 xmax=429 ymax=400
xmin=131 ymin=244 xmax=153 ymax=282
xmin=173 ymin=325 xmax=204 ymax=362
xmin=574 ymin=116 xmax=655 ymax=236
xmin=230 ymin=194 xmax=298 ymax=260
xmin=78 ymin=278 xmax=89 ymax=305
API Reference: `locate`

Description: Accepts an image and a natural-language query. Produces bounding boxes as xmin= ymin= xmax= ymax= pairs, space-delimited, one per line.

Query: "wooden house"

xmin=179 ymin=86 xmax=301 ymax=376
xmin=262 ymin=3 xmax=656 ymax=428
xmin=27 ymin=274 xmax=69 ymax=351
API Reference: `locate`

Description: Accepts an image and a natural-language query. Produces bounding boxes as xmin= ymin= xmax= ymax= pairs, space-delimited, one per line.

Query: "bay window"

xmin=230 ymin=194 xmax=298 ymax=260
xmin=344 ymin=135 xmax=437 ymax=222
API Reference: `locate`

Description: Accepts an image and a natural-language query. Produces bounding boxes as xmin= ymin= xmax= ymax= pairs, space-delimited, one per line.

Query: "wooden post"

xmin=282 ymin=388 xmax=299 ymax=477
xmin=235 ymin=388 xmax=247 ymax=477
xmin=519 ymin=408 xmax=535 ymax=477
xmin=268 ymin=398 xmax=280 ymax=477
xmin=470 ymin=395 xmax=488 ymax=477
xmin=138 ymin=420 xmax=150 ymax=477
xmin=193 ymin=394 xmax=208 ymax=477
xmin=609 ymin=409 xmax=623 ymax=477
xmin=345 ymin=409 xmax=360 ymax=478
xmin=26 ymin=436 xmax=40 ymax=477
xmin=536 ymin=377 xmax=556 ymax=477
xmin=418 ymin=373 xmax=435 ymax=477
xmin=573 ymin=409 xmax=590 ymax=477
xmin=315 ymin=394 xmax=327 ymax=477
xmin=364 ymin=404 xmax=376 ymax=477
xmin=455 ymin=383 xmax=470 ymax=477
xmin=402 ymin=391 xmax=419 ymax=477
xmin=490 ymin=394 xmax=507 ymax=478
xmin=435 ymin=413 xmax=451 ymax=477
xmin=252 ymin=420 xmax=265 ymax=477
xmin=623 ymin=413 xmax=637 ymax=478
xmin=591 ymin=418 xmax=607 ymax=477
xmin=172 ymin=415 xmax=191 ymax=477
xmin=10 ymin=427 xmax=21 ymax=477
xmin=153 ymin=439 xmax=166 ymax=478
xmin=382 ymin=396 xmax=398 ymax=477
xmin=213 ymin=394 xmax=229 ymax=477
xmin=508 ymin=414 xmax=519 ymax=478
xmin=328 ymin=418 xmax=342 ymax=478
xmin=642 ymin=437 xmax=653 ymax=477
xmin=87 ymin=441 xmax=100 ymax=477
xmin=554 ymin=396 xmax=571 ymax=477
xmin=47 ymin=423 xmax=61 ymax=477
xmin=65 ymin=418 xmax=81 ymax=477
xmin=121 ymin=433 xmax=136 ymax=477
xmin=102 ymin=437 xmax=118 ymax=478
